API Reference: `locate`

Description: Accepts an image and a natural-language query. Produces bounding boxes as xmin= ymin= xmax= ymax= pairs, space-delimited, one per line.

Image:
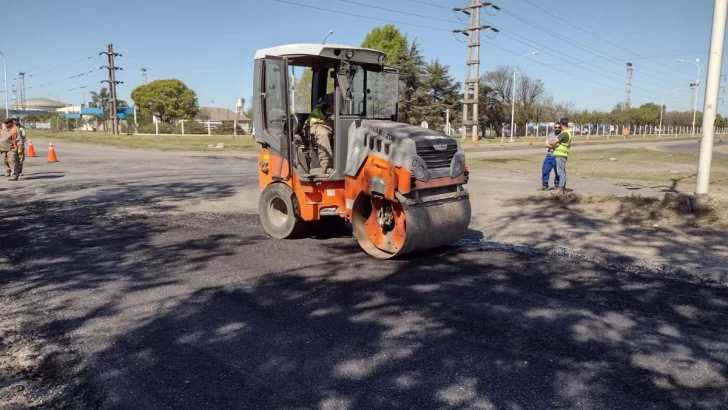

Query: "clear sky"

xmin=4 ymin=0 xmax=720 ymax=114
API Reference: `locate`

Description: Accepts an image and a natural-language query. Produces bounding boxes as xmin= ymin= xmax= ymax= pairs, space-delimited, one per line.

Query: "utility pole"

xmin=444 ymin=109 xmax=452 ymax=135
xmin=689 ymin=82 xmax=697 ymax=131
xmin=625 ymin=63 xmax=633 ymax=108
xmin=100 ymin=44 xmax=123 ymax=135
xmin=18 ymin=72 xmax=26 ymax=109
xmin=696 ymin=0 xmax=728 ymax=196
xmin=141 ymin=68 xmax=147 ymax=85
xmin=454 ymin=1 xmax=499 ymax=142
xmin=680 ymin=58 xmax=706 ymax=136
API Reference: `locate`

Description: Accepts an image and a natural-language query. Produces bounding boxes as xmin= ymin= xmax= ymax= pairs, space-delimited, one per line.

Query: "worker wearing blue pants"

xmin=540 ymin=126 xmax=560 ymax=190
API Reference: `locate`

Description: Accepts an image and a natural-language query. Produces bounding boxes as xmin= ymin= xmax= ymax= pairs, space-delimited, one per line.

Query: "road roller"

xmin=252 ymin=43 xmax=471 ymax=259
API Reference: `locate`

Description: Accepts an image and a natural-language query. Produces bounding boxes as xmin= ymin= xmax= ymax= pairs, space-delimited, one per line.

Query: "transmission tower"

xmin=141 ymin=68 xmax=148 ymax=85
xmin=453 ymin=1 xmax=499 ymax=142
xmin=625 ymin=62 xmax=633 ymax=108
xmin=18 ymin=72 xmax=26 ymax=109
xmin=100 ymin=44 xmax=123 ymax=135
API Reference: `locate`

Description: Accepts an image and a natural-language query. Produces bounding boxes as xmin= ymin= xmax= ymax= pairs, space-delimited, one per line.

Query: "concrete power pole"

xmin=625 ymin=63 xmax=633 ymax=108
xmin=454 ymin=1 xmax=499 ymax=142
xmin=18 ymin=72 xmax=26 ymax=109
xmin=100 ymin=44 xmax=123 ymax=135
xmin=696 ymin=0 xmax=728 ymax=196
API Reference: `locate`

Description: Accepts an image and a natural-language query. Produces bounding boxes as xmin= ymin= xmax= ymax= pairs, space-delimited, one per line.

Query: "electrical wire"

xmin=339 ymin=0 xmax=684 ymax=92
xmin=518 ymin=0 xmax=692 ymax=77
xmin=13 ymin=55 xmax=99 ymax=80
xmin=276 ymin=0 xmax=689 ymax=100
xmin=498 ymin=7 xmax=686 ymax=88
xmin=273 ymin=0 xmax=451 ymax=31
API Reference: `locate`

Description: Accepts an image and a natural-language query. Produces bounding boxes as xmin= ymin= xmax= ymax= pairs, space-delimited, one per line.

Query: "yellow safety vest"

xmin=553 ymin=130 xmax=572 ymax=157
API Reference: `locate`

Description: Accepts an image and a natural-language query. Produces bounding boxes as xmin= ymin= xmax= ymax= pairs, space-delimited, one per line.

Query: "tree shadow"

xmin=88 ymin=244 xmax=728 ymax=409
xmin=2 ymin=178 xmax=728 ymax=409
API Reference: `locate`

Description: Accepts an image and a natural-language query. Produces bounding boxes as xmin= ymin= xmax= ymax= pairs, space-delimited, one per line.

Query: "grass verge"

xmin=459 ymin=134 xmax=702 ymax=152
xmin=540 ymin=192 xmax=728 ymax=230
xmin=469 ymin=148 xmax=728 ymax=186
xmin=28 ymin=131 xmax=259 ymax=152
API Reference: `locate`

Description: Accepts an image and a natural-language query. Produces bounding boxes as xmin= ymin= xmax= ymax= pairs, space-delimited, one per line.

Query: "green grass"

xmin=459 ymin=133 xmax=702 ymax=152
xmin=29 ymin=131 xmax=260 ymax=152
xmin=469 ymin=147 xmax=728 ymax=185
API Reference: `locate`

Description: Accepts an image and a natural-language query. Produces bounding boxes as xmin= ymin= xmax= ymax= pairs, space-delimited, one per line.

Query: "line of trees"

xmin=357 ymin=24 xmax=726 ymax=137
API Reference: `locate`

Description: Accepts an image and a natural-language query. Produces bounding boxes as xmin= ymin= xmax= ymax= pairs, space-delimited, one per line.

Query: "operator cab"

xmin=252 ymin=43 xmax=399 ymax=181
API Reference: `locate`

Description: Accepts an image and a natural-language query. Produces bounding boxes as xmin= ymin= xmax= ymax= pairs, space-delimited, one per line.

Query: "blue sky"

xmin=4 ymin=0 xmax=719 ymax=113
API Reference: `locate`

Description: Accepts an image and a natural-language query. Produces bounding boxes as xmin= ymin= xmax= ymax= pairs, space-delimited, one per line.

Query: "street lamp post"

xmin=679 ymin=58 xmax=707 ymax=135
xmin=0 ymin=51 xmax=8 ymax=118
xmin=659 ymin=88 xmax=681 ymax=137
xmin=509 ymin=51 xmax=539 ymax=143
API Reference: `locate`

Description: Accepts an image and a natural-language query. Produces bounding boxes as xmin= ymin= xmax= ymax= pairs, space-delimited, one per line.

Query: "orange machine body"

xmin=258 ymin=148 xmax=467 ymax=223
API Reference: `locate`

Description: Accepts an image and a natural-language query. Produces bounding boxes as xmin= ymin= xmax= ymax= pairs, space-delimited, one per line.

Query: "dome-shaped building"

xmin=11 ymin=98 xmax=69 ymax=111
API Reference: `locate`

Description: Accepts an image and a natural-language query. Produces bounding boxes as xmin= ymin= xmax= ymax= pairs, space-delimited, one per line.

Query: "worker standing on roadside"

xmin=1 ymin=118 xmax=21 ymax=181
xmin=540 ymin=122 xmax=560 ymax=190
xmin=13 ymin=118 xmax=27 ymax=175
xmin=545 ymin=118 xmax=572 ymax=195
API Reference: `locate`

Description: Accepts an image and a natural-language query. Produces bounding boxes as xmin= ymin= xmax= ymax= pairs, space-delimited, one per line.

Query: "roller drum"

xmin=398 ymin=198 xmax=471 ymax=256
xmin=352 ymin=194 xmax=471 ymax=259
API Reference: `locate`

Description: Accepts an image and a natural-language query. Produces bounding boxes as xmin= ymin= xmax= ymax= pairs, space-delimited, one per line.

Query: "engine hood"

xmin=361 ymin=119 xmax=460 ymax=151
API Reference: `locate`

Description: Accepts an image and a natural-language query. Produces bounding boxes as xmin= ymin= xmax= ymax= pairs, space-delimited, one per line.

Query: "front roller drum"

xmin=351 ymin=194 xmax=471 ymax=259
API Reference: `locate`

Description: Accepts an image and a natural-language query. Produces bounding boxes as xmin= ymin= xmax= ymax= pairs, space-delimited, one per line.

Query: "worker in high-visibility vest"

xmin=545 ymin=118 xmax=572 ymax=195
xmin=306 ymin=94 xmax=335 ymax=175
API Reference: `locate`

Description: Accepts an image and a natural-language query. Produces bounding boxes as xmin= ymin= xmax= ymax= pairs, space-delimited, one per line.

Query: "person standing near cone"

xmin=1 ymin=118 xmax=21 ymax=181
xmin=13 ymin=118 xmax=27 ymax=175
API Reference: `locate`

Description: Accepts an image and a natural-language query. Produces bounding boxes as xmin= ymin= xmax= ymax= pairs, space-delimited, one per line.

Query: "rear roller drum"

xmin=351 ymin=193 xmax=471 ymax=259
xmin=259 ymin=183 xmax=306 ymax=239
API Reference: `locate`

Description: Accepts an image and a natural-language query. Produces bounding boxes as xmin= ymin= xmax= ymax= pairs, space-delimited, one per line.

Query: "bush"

xmin=213 ymin=121 xmax=245 ymax=135
xmin=138 ymin=123 xmax=173 ymax=134
xmin=174 ymin=120 xmax=207 ymax=134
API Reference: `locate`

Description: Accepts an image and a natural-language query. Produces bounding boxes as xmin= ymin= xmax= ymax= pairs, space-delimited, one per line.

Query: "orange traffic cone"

xmin=585 ymin=135 xmax=590 ymax=144
xmin=606 ymin=134 xmax=610 ymax=142
xmin=48 ymin=142 xmax=59 ymax=163
xmin=26 ymin=138 xmax=37 ymax=157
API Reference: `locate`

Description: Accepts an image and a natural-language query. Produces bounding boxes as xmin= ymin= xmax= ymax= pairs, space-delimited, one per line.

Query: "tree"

xmin=361 ymin=25 xmax=425 ymax=124
xmin=477 ymin=83 xmax=508 ymax=137
xmin=395 ymin=40 xmax=426 ymax=124
xmin=130 ymin=79 xmax=199 ymax=123
xmin=361 ymin=24 xmax=408 ymax=64
xmin=411 ymin=60 xmax=460 ymax=129
xmin=482 ymin=65 xmax=513 ymax=104
xmin=516 ymin=74 xmax=545 ymax=120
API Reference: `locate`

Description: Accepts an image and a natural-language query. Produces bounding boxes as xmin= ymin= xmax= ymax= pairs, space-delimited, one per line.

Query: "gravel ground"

xmin=1 ymin=140 xmax=727 ymax=409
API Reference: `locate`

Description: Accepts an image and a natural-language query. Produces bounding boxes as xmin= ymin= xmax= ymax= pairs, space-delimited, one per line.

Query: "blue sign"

xmin=81 ymin=107 xmax=103 ymax=116
xmin=64 ymin=113 xmax=82 ymax=119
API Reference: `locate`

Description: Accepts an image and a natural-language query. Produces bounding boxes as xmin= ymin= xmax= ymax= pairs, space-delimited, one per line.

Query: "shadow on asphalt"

xmin=1 ymin=179 xmax=728 ymax=409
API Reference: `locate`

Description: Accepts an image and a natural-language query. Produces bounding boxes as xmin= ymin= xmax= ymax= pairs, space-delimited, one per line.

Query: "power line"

xmin=273 ymin=0 xmax=451 ymax=31
xmin=484 ymin=39 xmax=689 ymax=105
xmin=340 ymin=0 xmax=683 ymax=92
xmin=13 ymin=55 xmax=99 ymax=80
xmin=517 ymin=0 xmax=690 ymax=78
xmin=497 ymin=6 xmax=687 ymax=87
xmin=404 ymin=0 xmax=451 ymax=9
xmin=275 ymin=0 xmax=686 ymax=102
xmin=411 ymin=0 xmax=696 ymax=86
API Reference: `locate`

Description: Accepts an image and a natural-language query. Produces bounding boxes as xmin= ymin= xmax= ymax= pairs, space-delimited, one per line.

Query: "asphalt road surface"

xmin=1 ymin=141 xmax=727 ymax=409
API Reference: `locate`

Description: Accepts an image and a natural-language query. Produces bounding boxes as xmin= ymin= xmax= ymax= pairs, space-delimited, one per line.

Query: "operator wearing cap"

xmin=0 ymin=118 xmax=21 ymax=181
xmin=306 ymin=93 xmax=335 ymax=175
